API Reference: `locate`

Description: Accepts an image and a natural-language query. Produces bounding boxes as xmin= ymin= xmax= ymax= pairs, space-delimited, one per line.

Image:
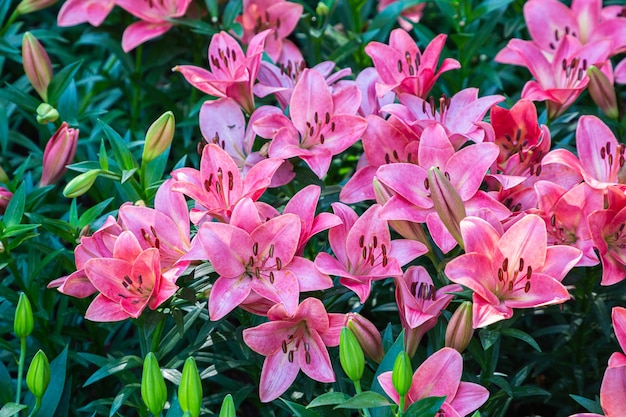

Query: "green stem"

xmin=131 ymin=46 xmax=143 ymax=135
xmin=27 ymin=397 xmax=41 ymax=417
xmin=353 ymin=380 xmax=372 ymax=417
xmin=150 ymin=319 xmax=165 ymax=353
xmin=398 ymin=395 xmax=405 ymax=417
xmin=0 ymin=9 xmax=20 ymax=37
xmin=15 ymin=336 xmax=26 ymax=404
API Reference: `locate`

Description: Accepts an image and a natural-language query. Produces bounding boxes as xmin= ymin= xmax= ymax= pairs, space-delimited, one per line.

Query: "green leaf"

xmin=165 ymin=392 xmax=184 ymax=417
xmin=2 ymin=224 xmax=40 ymax=238
xmin=109 ymin=384 xmax=139 ymax=417
xmin=78 ymin=197 xmax=114 ymax=229
xmin=486 ymin=375 xmax=512 ymax=397
xmin=68 ymin=199 xmax=78 ymax=229
xmin=98 ymin=120 xmax=136 ymax=172
xmin=222 ymin=0 xmax=242 ymax=29
xmin=335 ymin=392 xmax=393 ymax=409
xmin=478 ymin=328 xmax=500 ymax=350
xmin=3 ymin=182 xmax=25 ymax=228
xmin=0 ymin=403 xmax=28 ymax=417
xmin=500 ymin=328 xmax=541 ymax=352
xmin=83 ymin=355 xmax=143 ymax=387
xmin=570 ymin=394 xmax=603 ymax=414
xmin=47 ymin=60 xmax=83 ymax=105
xmin=280 ymin=399 xmax=323 ymax=417
xmin=120 ymin=168 xmax=138 ymax=184
xmin=307 ymin=392 xmax=352 ymax=408
xmin=404 ymin=396 xmax=447 ymax=417
xmin=33 ymin=346 xmax=68 ymax=417
xmin=0 ymin=82 xmax=41 ymax=113
xmin=98 ymin=140 xmax=109 ymax=172
xmin=0 ymin=360 xmax=14 ymax=404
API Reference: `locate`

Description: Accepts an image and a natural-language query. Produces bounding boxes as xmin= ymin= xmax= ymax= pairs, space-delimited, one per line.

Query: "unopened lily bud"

xmin=142 ymin=111 xmax=175 ymax=162
xmin=339 ymin=327 xmax=365 ymax=382
xmin=0 ymin=187 xmax=12 ymax=215
xmin=22 ymin=32 xmax=53 ymax=102
xmin=26 ymin=350 xmax=50 ymax=399
xmin=63 ymin=169 xmax=100 ymax=198
xmin=391 ymin=352 xmax=412 ymax=397
xmin=179 ymin=357 xmax=202 ymax=417
xmin=445 ymin=301 xmax=473 ymax=353
xmin=219 ymin=394 xmax=236 ymax=417
xmin=16 ymin=0 xmax=57 ymax=13
xmin=141 ymin=352 xmax=167 ymax=416
xmin=316 ymin=2 xmax=329 ymax=16
xmin=346 ymin=313 xmax=384 ymax=363
xmin=588 ymin=65 xmax=619 ymax=120
xmin=14 ymin=292 xmax=34 ymax=339
xmin=40 ymin=122 xmax=79 ymax=186
xmin=36 ymin=103 xmax=59 ymax=124
xmin=428 ymin=167 xmax=466 ymax=249
xmin=0 ymin=165 xmax=8 ymax=183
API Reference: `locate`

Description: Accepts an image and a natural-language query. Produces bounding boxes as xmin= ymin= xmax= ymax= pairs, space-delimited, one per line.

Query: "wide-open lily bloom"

xmin=315 ymin=203 xmax=427 ymax=303
xmin=170 ymin=143 xmax=283 ymax=224
xmin=174 ymin=30 xmax=269 ymax=114
xmin=242 ymin=298 xmax=343 ymax=402
xmin=364 ymin=28 xmax=460 ymax=98
xmin=445 ymin=214 xmax=581 ymax=328
xmin=378 ymin=347 xmax=489 ymax=415
xmin=83 ymin=231 xmax=178 ymax=322
xmin=183 ymin=198 xmax=332 ymax=320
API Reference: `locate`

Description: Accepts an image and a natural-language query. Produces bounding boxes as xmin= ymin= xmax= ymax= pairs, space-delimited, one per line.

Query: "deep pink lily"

xmin=83 ymin=231 xmax=178 ymax=322
xmin=364 ymin=29 xmax=460 ymax=98
xmin=174 ymin=30 xmax=270 ymax=114
xmin=315 ymin=203 xmax=427 ymax=303
xmin=378 ymin=347 xmax=489 ymax=415
xmin=242 ymin=298 xmax=343 ymax=402
xmin=116 ymin=0 xmax=192 ymax=52
xmin=57 ymin=0 xmax=116 ymax=27
xmin=40 ymin=122 xmax=79 ymax=187
xmin=170 ymin=143 xmax=283 ymax=224
xmin=445 ymin=214 xmax=581 ymax=328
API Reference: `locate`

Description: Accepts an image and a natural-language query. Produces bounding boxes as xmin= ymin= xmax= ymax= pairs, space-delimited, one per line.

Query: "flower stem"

xmin=27 ymin=398 xmax=41 ymax=417
xmin=15 ymin=336 xmax=26 ymax=404
xmin=398 ymin=395 xmax=405 ymax=417
xmin=0 ymin=9 xmax=20 ymax=37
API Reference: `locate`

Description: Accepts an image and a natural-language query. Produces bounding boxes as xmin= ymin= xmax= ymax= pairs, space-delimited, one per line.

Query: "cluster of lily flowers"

xmin=26 ymin=0 xmax=626 ymax=413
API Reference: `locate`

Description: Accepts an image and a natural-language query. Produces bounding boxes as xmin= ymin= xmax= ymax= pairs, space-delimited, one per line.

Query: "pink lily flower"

xmin=170 ymin=143 xmax=283 ymax=224
xmin=83 ymin=231 xmax=178 ymax=322
xmin=0 ymin=187 xmax=12 ymax=215
xmin=116 ymin=0 xmax=192 ymax=52
xmin=183 ymin=198 xmax=332 ymax=320
xmin=242 ymin=297 xmax=344 ymax=402
xmin=445 ymin=214 xmax=581 ymax=328
xmin=236 ymin=0 xmax=303 ymax=62
xmin=199 ymin=98 xmax=294 ymax=187
xmin=174 ymin=30 xmax=270 ymax=114
xmin=314 ymin=203 xmax=427 ymax=303
xmin=364 ymin=29 xmax=460 ymax=98
xmin=355 ymin=67 xmax=396 ymax=117
xmin=40 ymin=122 xmax=79 ymax=187
xmin=57 ymin=0 xmax=116 ymax=27
xmin=377 ymin=347 xmax=489 ymax=415
xmin=258 ymin=69 xmax=367 ymax=179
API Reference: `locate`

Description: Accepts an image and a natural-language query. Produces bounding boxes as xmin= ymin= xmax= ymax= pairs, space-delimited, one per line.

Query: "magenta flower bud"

xmin=346 ymin=312 xmax=384 ymax=363
xmin=445 ymin=301 xmax=473 ymax=353
xmin=427 ymin=167 xmax=466 ymax=249
xmin=587 ymin=65 xmax=619 ymax=120
xmin=22 ymin=32 xmax=53 ymax=102
xmin=40 ymin=122 xmax=79 ymax=187
xmin=16 ymin=0 xmax=58 ymax=14
xmin=0 ymin=187 xmax=12 ymax=215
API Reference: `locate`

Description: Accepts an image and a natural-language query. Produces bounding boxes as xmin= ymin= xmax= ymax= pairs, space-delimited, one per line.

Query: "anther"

xmin=373 ymin=236 xmax=378 ymax=248
xmin=519 ymin=258 xmax=524 ymax=272
xmin=282 ymin=340 xmax=287 ymax=353
xmin=359 ymin=235 xmax=364 ymax=247
xmin=269 ymin=244 xmax=274 ymax=258
xmin=253 ymin=242 xmax=258 ymax=256
xmin=524 ymin=282 xmax=531 ymax=293
xmin=276 ymin=257 xmax=282 ymax=270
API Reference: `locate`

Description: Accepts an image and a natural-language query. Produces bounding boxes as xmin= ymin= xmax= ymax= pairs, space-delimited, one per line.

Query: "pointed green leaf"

xmin=83 ymin=355 xmax=143 ymax=387
xmin=405 ymin=396 xmax=447 ymax=417
xmin=500 ymin=328 xmax=541 ymax=352
xmin=3 ymin=182 xmax=25 ymax=227
xmin=0 ymin=403 xmax=28 ymax=417
xmin=307 ymin=392 xmax=352 ymax=408
xmin=335 ymin=391 xmax=393 ymax=409
xmin=47 ymin=60 xmax=83 ymax=105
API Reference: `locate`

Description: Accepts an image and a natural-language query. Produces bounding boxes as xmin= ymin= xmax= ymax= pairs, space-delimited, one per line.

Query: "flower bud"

xmin=16 ymin=0 xmax=58 ymax=14
xmin=339 ymin=327 xmax=365 ymax=382
xmin=14 ymin=292 xmax=34 ymax=339
xmin=141 ymin=352 xmax=167 ymax=416
xmin=36 ymin=103 xmax=59 ymax=124
xmin=179 ymin=357 xmax=202 ymax=417
xmin=142 ymin=111 xmax=175 ymax=162
xmin=40 ymin=122 xmax=79 ymax=187
xmin=26 ymin=350 xmax=50 ymax=399
xmin=316 ymin=2 xmax=329 ymax=16
xmin=63 ymin=169 xmax=100 ymax=198
xmin=0 ymin=187 xmax=13 ymax=215
xmin=427 ymin=167 xmax=466 ymax=249
xmin=445 ymin=301 xmax=473 ymax=353
xmin=219 ymin=394 xmax=236 ymax=417
xmin=391 ymin=352 xmax=412 ymax=397
xmin=346 ymin=313 xmax=384 ymax=363
xmin=22 ymin=32 xmax=53 ymax=102
xmin=0 ymin=164 xmax=8 ymax=184
xmin=587 ymin=65 xmax=619 ymax=120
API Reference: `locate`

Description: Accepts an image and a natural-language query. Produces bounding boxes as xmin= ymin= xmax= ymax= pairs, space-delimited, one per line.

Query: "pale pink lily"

xmin=364 ymin=29 xmax=460 ymax=98
xmin=116 ymin=0 xmax=192 ymax=52
xmin=242 ymin=298 xmax=344 ymax=402
xmin=182 ymin=198 xmax=332 ymax=320
xmin=445 ymin=214 xmax=581 ymax=328
xmin=314 ymin=203 xmax=427 ymax=303
xmin=355 ymin=67 xmax=396 ymax=117
xmin=83 ymin=231 xmax=178 ymax=322
xmin=236 ymin=0 xmax=303 ymax=62
xmin=174 ymin=30 xmax=270 ymax=114
xmin=199 ymin=98 xmax=294 ymax=187
xmin=256 ymin=69 xmax=367 ymax=179
xmin=378 ymin=347 xmax=489 ymax=415
xmin=170 ymin=143 xmax=283 ymax=224
xmin=57 ymin=0 xmax=116 ymax=27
